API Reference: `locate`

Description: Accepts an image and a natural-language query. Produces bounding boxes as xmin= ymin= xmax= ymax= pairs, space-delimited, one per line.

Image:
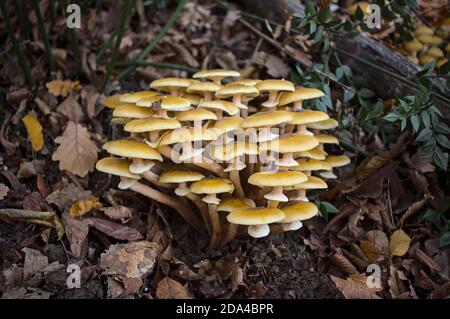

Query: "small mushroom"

xmin=241 ymin=110 xmax=293 ymax=143
xmin=321 ymin=155 xmax=351 ymax=179
xmin=119 ymin=91 xmax=160 ymax=103
xmin=287 ymin=110 xmax=329 ymax=136
xmin=149 ymin=77 xmax=193 ymax=96
xmin=112 ymin=104 xmax=154 ymax=119
xmin=278 ymin=88 xmax=325 ymax=112
xmin=290 ymin=160 xmax=331 ymax=201
xmin=255 ymin=79 xmax=295 ymax=109
xmin=186 ymin=81 xmax=221 ymax=102
xmin=279 ymin=201 xmax=319 ymax=231
xmin=218 ymin=198 xmax=256 ymax=245
xmin=198 ymin=100 xmax=240 ymax=119
xmin=124 ymin=117 xmax=181 ymax=148
xmin=284 ymin=176 xmax=328 ymax=202
xmin=215 ymin=84 xmax=259 ymax=116
xmin=227 ymin=207 xmax=285 ymax=238
xmin=193 ymin=69 xmax=240 ymax=85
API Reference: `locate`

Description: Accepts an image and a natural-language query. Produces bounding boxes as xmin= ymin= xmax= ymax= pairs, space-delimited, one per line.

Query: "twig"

xmin=0 ymin=1 xmax=34 ymax=86
xmin=32 ymin=0 xmax=54 ymax=71
xmin=115 ymin=60 xmax=199 ymax=73
xmin=117 ymin=0 xmax=187 ymax=80
xmin=13 ymin=0 xmax=34 ymax=64
xmin=99 ymin=0 xmax=134 ymax=92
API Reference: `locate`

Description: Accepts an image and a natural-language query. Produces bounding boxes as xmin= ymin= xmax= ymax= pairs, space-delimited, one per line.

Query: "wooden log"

xmin=239 ymin=0 xmax=450 ymax=119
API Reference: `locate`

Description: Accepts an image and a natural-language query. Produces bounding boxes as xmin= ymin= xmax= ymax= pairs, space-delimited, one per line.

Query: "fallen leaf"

xmin=101 ymin=205 xmax=132 ymax=222
xmin=46 ymin=80 xmax=81 ymax=97
xmin=156 ymin=277 xmax=191 ymax=299
xmin=100 ymin=241 xmax=159 ymax=278
xmin=61 ymin=212 xmax=91 ymax=258
xmin=46 ymin=183 xmax=92 ymax=211
xmin=22 ymin=192 xmax=42 ymax=211
xmin=52 ymin=121 xmax=98 ymax=177
xmin=389 ymin=229 xmax=411 ymax=257
xmin=69 ymin=197 xmax=102 ymax=218
xmin=265 ymin=54 xmax=290 ymax=78
xmin=360 ymin=240 xmax=379 ymax=263
xmin=22 ymin=247 xmax=48 ymax=280
xmin=331 ymin=274 xmax=382 ymax=299
xmin=21 ymin=113 xmax=44 ymax=151
xmin=0 ymin=183 xmax=9 ymax=200
xmin=365 ymin=230 xmax=389 ymax=256
xmin=90 ymin=217 xmax=143 ymax=241
xmin=17 ymin=160 xmax=45 ymax=179
xmin=57 ymin=95 xmax=85 ymax=121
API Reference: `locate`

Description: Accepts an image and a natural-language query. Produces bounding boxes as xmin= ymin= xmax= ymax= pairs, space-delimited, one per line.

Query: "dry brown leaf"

xmin=46 ymin=80 xmax=81 ymax=97
xmin=330 ymin=250 xmax=359 ymax=275
xmin=90 ymin=218 xmax=143 ymax=241
xmin=389 ymin=229 xmax=411 ymax=257
xmin=0 ymin=183 xmax=9 ymax=200
xmin=357 ymin=151 xmax=394 ymax=181
xmin=17 ymin=160 xmax=45 ymax=179
xmin=21 ymin=113 xmax=44 ymax=151
xmin=101 ymin=205 xmax=132 ymax=222
xmin=360 ymin=240 xmax=379 ymax=263
xmin=156 ymin=277 xmax=191 ymax=299
xmin=365 ymin=230 xmax=389 ymax=256
xmin=57 ymin=95 xmax=85 ymax=121
xmin=52 ymin=121 xmax=98 ymax=177
xmin=265 ymin=54 xmax=290 ymax=78
xmin=416 ymin=248 xmax=442 ymax=272
xmin=100 ymin=241 xmax=158 ymax=279
xmin=69 ymin=197 xmax=102 ymax=218
xmin=331 ymin=274 xmax=382 ymax=299
xmin=61 ymin=212 xmax=92 ymax=258
xmin=46 ymin=183 xmax=92 ymax=211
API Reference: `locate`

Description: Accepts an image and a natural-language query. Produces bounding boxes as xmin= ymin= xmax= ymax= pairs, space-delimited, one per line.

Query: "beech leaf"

xmin=389 ymin=229 xmax=411 ymax=257
xmin=22 ymin=113 xmax=44 ymax=151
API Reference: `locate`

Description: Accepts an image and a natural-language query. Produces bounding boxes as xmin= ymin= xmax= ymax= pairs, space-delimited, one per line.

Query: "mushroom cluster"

xmin=96 ymin=69 xmax=350 ymax=249
xmin=400 ymin=24 xmax=449 ymax=68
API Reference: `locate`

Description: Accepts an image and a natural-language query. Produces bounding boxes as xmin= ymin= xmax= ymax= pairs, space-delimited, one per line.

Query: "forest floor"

xmin=0 ymin=0 xmax=449 ymax=299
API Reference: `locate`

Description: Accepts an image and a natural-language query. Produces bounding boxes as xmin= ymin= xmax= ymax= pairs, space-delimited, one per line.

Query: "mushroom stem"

xmin=282 ymin=220 xmax=303 ymax=231
xmin=221 ymin=223 xmax=239 ymax=247
xmin=264 ymin=186 xmax=288 ymax=202
xmin=267 ymin=200 xmax=279 ymax=208
xmin=229 ymin=170 xmax=245 ymax=199
xmin=148 ymin=131 xmax=160 ymax=146
xmin=174 ymin=182 xmax=190 ymax=196
xmin=293 ymin=100 xmax=303 ymax=111
xmin=248 ymin=224 xmax=270 ymax=238
xmin=142 ymin=170 xmax=173 ymax=188
xmin=232 ymin=94 xmax=247 ymax=110
xmin=277 ymin=152 xmax=298 ymax=167
xmin=185 ymin=193 xmax=212 ymax=235
xmin=204 ymin=92 xmax=212 ymax=102
xmin=294 ymin=188 xmax=308 ymax=202
xmin=296 ymin=124 xmax=313 ymax=136
xmin=207 ymin=204 xmax=221 ymax=249
xmin=262 ymin=91 xmax=278 ymax=108
xmin=128 ymin=180 xmax=202 ymax=230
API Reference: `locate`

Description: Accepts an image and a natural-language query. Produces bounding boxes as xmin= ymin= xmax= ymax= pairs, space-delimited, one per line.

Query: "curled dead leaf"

xmin=156 ymin=277 xmax=191 ymax=299
xmin=46 ymin=80 xmax=81 ymax=97
xmin=69 ymin=197 xmax=102 ymax=218
xmin=331 ymin=273 xmax=382 ymax=299
xmin=21 ymin=113 xmax=44 ymax=151
xmin=90 ymin=217 xmax=143 ymax=241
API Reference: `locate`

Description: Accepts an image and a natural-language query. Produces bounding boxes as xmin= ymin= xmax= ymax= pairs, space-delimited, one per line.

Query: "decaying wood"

xmin=239 ymin=0 xmax=450 ymax=119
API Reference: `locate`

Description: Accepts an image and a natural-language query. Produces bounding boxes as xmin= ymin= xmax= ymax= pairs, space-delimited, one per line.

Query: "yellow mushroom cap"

xmin=260 ymin=134 xmax=319 ymax=153
xmin=176 ymin=108 xmax=217 ymax=122
xmin=348 ymin=2 xmax=370 ymax=15
xmin=181 ymin=93 xmax=203 ymax=106
xmin=256 ymin=79 xmax=295 ymax=92
xmin=211 ymin=141 xmax=258 ymax=161
xmin=428 ymin=46 xmax=444 ymax=58
xmin=231 ymin=79 xmax=262 ymax=86
xmin=437 ymin=58 xmax=448 ymax=69
xmin=111 ymin=117 xmax=131 ymax=125
xmin=326 ymin=155 xmax=351 ymax=167
xmin=186 ymin=81 xmax=221 ymax=94
xmin=294 ymin=148 xmax=327 ymax=160
xmin=190 ymin=178 xmax=234 ymax=195
xmin=306 ymin=118 xmax=338 ymax=130
xmin=287 ymin=110 xmax=329 ymax=125
xmin=193 ymin=69 xmax=240 ymax=80
xmin=198 ymin=100 xmax=240 ymax=116
xmin=149 ymin=77 xmax=193 ymax=91
xmin=285 ymin=176 xmax=328 ymax=190
xmin=279 ymin=88 xmax=325 ymax=106
xmin=217 ymin=198 xmax=256 ymax=212
xmin=403 ymin=39 xmax=424 ymax=52
xmin=112 ymin=104 xmax=154 ymax=118
xmin=103 ymin=139 xmax=163 ymax=161
xmin=158 ymin=127 xmax=217 ymax=145
xmin=407 ymin=55 xmax=419 ymax=65
xmin=120 ymin=91 xmax=160 ymax=103
xmin=314 ymin=134 xmax=339 ymax=144
xmin=124 ymin=118 xmax=181 ymax=133
xmin=159 ymin=169 xmax=205 ymax=183
xmin=135 ymin=95 xmax=164 ymax=107
xmin=215 ymin=84 xmax=259 ymax=98
xmin=292 ymin=159 xmax=332 ymax=171
xmin=417 ymin=35 xmax=443 ymax=45
xmin=227 ymin=207 xmax=285 ymax=225
xmin=161 ymin=96 xmax=192 ymax=111
xmin=280 ymin=201 xmax=318 ymax=222
xmin=101 ymin=94 xmax=124 ymax=109
xmin=241 ymin=111 xmax=293 ymax=128
xmin=419 ymin=55 xmax=435 ymax=65
xmin=213 ymin=116 xmax=243 ymax=134
xmin=414 ymin=25 xmax=434 ymax=36
xmin=249 ymin=171 xmax=308 ymax=187
xmin=95 ymin=157 xmax=140 ymax=179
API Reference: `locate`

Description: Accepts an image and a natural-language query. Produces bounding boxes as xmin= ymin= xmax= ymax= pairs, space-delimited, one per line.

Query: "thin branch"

xmin=32 ymin=0 xmax=54 ymax=71
xmin=99 ymin=0 xmax=134 ymax=92
xmin=96 ymin=29 xmax=118 ymax=62
xmin=117 ymin=0 xmax=187 ymax=80
xmin=0 ymin=1 xmax=34 ymax=86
